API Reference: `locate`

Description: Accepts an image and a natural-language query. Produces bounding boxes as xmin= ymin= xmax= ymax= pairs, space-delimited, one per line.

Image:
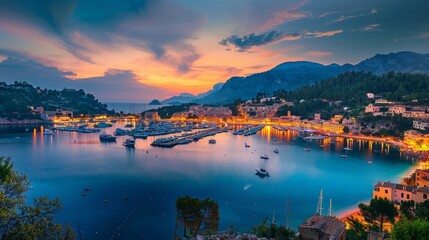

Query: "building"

xmin=388 ymin=105 xmax=406 ymax=115
xmin=144 ymin=111 xmax=160 ymax=120
xmin=375 ymin=99 xmax=389 ymax=104
xmin=314 ymin=113 xmax=321 ymax=121
xmin=365 ymin=104 xmax=380 ymax=113
xmin=413 ymin=120 xmax=429 ymax=131
xmin=367 ymin=93 xmax=375 ymax=99
xmin=416 ymin=169 xmax=429 ymax=187
xmin=373 ymin=181 xmax=415 ymax=203
xmin=330 ymin=114 xmax=343 ymax=123
xmin=298 ymin=215 xmax=346 ymax=240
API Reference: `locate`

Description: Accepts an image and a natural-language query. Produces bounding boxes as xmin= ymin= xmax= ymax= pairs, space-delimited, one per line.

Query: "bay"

xmin=0 ymin=124 xmax=413 ymax=239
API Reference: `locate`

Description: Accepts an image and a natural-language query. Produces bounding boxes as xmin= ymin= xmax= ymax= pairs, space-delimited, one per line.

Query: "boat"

xmin=260 ymin=154 xmax=269 ymax=160
xmin=340 ymin=155 xmax=348 ymax=158
xmin=133 ymin=132 xmax=148 ymax=139
xmin=368 ymin=161 xmax=373 ymax=164
xmin=124 ymin=123 xmax=133 ymax=128
xmin=104 ymin=200 xmax=109 ymax=203
xmin=94 ymin=122 xmax=112 ymax=128
xmin=99 ymin=133 xmax=116 ymax=142
xmin=122 ymin=139 xmax=136 ymax=147
xmin=177 ymin=139 xmax=192 ymax=145
xmin=255 ymin=168 xmax=269 ymax=177
xmin=84 ymin=188 xmax=91 ymax=192
xmin=304 ymin=147 xmax=311 ymax=152
xmin=208 ymin=139 xmax=216 ymax=144
xmin=245 ymin=143 xmax=250 ymax=148
xmin=273 ymin=148 xmax=279 ymax=154
xmin=43 ymin=129 xmax=54 ymax=135
xmin=343 ymin=147 xmax=352 ymax=151
xmin=81 ymin=192 xmax=86 ymax=196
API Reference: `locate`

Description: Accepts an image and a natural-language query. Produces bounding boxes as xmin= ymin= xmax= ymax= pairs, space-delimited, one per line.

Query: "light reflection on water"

xmin=0 ymin=124 xmax=414 ymax=239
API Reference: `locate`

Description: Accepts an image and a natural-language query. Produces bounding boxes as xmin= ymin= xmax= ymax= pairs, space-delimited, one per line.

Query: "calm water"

xmin=0 ymin=124 xmax=414 ymax=239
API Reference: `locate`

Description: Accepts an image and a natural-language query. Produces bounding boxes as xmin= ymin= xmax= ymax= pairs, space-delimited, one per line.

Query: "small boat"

xmin=304 ymin=147 xmax=311 ymax=152
xmin=340 ymin=155 xmax=348 ymax=158
xmin=273 ymin=148 xmax=279 ymax=154
xmin=343 ymin=147 xmax=352 ymax=151
xmin=255 ymin=168 xmax=269 ymax=177
xmin=99 ymin=133 xmax=116 ymax=142
xmin=124 ymin=196 xmax=129 ymax=200
xmin=133 ymin=132 xmax=148 ymax=139
xmin=104 ymin=200 xmax=109 ymax=204
xmin=94 ymin=122 xmax=112 ymax=128
xmin=208 ymin=139 xmax=216 ymax=144
xmin=245 ymin=143 xmax=250 ymax=148
xmin=368 ymin=161 xmax=373 ymax=164
xmin=81 ymin=192 xmax=86 ymax=196
xmin=123 ymin=139 xmax=136 ymax=147
xmin=124 ymin=123 xmax=133 ymax=128
xmin=84 ymin=188 xmax=92 ymax=192
xmin=43 ymin=129 xmax=54 ymax=135
xmin=260 ymin=154 xmax=269 ymax=160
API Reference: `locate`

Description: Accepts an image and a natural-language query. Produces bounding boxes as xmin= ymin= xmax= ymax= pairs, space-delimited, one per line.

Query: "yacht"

xmin=260 ymin=154 xmax=269 ymax=160
xmin=43 ymin=129 xmax=54 ymax=135
xmin=273 ymin=148 xmax=279 ymax=154
xmin=122 ymin=139 xmax=136 ymax=147
xmin=343 ymin=147 xmax=352 ymax=151
xmin=255 ymin=168 xmax=269 ymax=177
xmin=99 ymin=133 xmax=116 ymax=142
xmin=208 ymin=139 xmax=216 ymax=144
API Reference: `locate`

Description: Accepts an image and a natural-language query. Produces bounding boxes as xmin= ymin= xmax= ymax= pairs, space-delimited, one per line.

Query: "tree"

xmin=0 ymin=157 xmax=13 ymax=183
xmin=175 ymin=196 xmax=219 ymax=239
xmin=343 ymin=126 xmax=350 ymax=133
xmin=346 ymin=217 xmax=368 ymax=240
xmin=399 ymin=200 xmax=415 ymax=221
xmin=415 ymin=200 xmax=429 ymax=220
xmin=359 ymin=198 xmax=398 ymax=232
xmin=250 ymin=219 xmax=295 ymax=240
xmin=401 ymin=173 xmax=416 ymax=186
xmin=391 ymin=219 xmax=429 ymax=240
xmin=0 ymin=157 xmax=75 ymax=239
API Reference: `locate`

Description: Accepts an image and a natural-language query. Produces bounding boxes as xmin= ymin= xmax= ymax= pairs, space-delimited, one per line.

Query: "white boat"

xmin=368 ymin=161 xmax=373 ymax=164
xmin=343 ymin=147 xmax=352 ymax=151
xmin=208 ymin=139 xmax=216 ymax=144
xmin=123 ymin=139 xmax=136 ymax=147
xmin=43 ymin=129 xmax=54 ymax=135
xmin=304 ymin=147 xmax=311 ymax=152
xmin=273 ymin=148 xmax=279 ymax=154
xmin=340 ymin=155 xmax=348 ymax=158
xmin=260 ymin=154 xmax=269 ymax=160
xmin=99 ymin=133 xmax=116 ymax=142
xmin=255 ymin=168 xmax=269 ymax=177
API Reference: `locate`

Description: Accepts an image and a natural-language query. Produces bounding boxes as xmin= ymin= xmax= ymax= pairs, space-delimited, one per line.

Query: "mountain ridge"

xmin=192 ymin=51 xmax=429 ymax=104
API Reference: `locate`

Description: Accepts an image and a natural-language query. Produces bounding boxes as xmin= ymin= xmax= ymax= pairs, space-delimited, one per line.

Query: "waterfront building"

xmin=373 ymin=181 xmax=415 ymax=203
xmin=144 ymin=111 xmax=160 ymax=121
xmin=298 ymin=215 xmax=346 ymax=240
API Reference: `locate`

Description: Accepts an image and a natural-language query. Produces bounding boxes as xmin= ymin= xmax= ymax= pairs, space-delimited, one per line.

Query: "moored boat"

xmin=255 ymin=168 xmax=269 ymax=177
xmin=99 ymin=133 xmax=116 ymax=142
xmin=123 ymin=139 xmax=136 ymax=147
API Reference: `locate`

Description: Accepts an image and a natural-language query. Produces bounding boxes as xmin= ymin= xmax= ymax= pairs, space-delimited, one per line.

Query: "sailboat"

xmin=261 ymin=140 xmax=269 ymax=159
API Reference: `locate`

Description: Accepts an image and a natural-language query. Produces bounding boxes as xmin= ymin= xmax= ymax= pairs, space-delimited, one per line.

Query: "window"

xmin=407 ymin=194 xmax=410 ymax=199
xmin=385 ymin=189 xmax=388 ymax=194
xmin=401 ymin=193 xmax=404 ymax=198
xmin=424 ymin=194 xmax=427 ymax=199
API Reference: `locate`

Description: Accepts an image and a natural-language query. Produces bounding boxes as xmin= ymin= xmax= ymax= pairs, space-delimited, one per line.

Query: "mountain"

xmin=162 ymin=82 xmax=224 ymax=104
xmin=195 ymin=51 xmax=429 ymax=104
xmin=148 ymin=99 xmax=162 ymax=105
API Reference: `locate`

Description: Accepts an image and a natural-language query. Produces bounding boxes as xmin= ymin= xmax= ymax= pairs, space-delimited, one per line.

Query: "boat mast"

xmin=316 ymin=189 xmax=323 ymax=215
xmin=329 ymin=198 xmax=333 ymax=217
xmin=271 ymin=210 xmax=276 ymax=225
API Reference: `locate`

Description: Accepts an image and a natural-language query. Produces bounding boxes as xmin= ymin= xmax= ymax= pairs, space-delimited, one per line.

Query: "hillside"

xmin=0 ymin=81 xmax=114 ymax=119
xmin=195 ymin=51 xmax=429 ymax=105
xmin=162 ymin=82 xmax=224 ymax=104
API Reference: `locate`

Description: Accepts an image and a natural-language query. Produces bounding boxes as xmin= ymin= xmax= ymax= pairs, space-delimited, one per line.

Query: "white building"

xmin=413 ymin=120 xmax=429 ymax=131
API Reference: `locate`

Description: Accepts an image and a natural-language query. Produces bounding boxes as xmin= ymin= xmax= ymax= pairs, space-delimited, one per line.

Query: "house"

xmin=298 ymin=215 xmax=346 ymax=240
xmin=144 ymin=111 xmax=160 ymax=120
xmin=367 ymin=93 xmax=375 ymax=99
xmin=416 ymin=169 xmax=429 ymax=187
xmin=413 ymin=120 xmax=429 ymax=131
xmin=375 ymin=99 xmax=389 ymax=104
xmin=365 ymin=104 xmax=380 ymax=113
xmin=373 ymin=181 xmax=415 ymax=203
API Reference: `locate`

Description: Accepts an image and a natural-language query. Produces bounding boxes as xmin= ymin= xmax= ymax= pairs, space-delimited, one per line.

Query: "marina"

xmin=0 ymin=124 xmax=415 ymax=239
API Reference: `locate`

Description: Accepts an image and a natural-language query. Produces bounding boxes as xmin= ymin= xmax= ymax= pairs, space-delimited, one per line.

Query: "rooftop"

xmin=299 ymin=215 xmax=345 ymax=239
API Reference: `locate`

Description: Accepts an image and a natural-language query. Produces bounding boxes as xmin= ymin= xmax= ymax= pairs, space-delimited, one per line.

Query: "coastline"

xmin=0 ymin=118 xmax=46 ymax=125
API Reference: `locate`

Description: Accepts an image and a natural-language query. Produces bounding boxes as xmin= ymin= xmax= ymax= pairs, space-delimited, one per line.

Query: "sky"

xmin=0 ymin=0 xmax=428 ymax=102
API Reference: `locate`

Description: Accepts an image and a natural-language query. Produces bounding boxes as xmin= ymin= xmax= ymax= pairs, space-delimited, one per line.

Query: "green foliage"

xmin=274 ymin=72 xmax=429 ymax=119
xmin=346 ymin=217 xmax=368 ymax=240
xmin=399 ymin=201 xmax=415 ymax=221
xmin=250 ymin=219 xmax=295 ymax=240
xmin=152 ymin=103 xmax=196 ymax=119
xmin=0 ymin=157 xmax=13 ymax=183
xmin=391 ymin=219 xmax=429 ymax=240
xmin=415 ymin=200 xmax=429 ymax=221
xmin=343 ymin=126 xmax=350 ymax=133
xmin=0 ymin=82 xmax=114 ymax=118
xmin=225 ymin=99 xmax=243 ymax=116
xmin=175 ymin=196 xmax=219 ymax=238
xmin=359 ymin=198 xmax=398 ymax=232
xmin=0 ymin=157 xmax=75 ymax=239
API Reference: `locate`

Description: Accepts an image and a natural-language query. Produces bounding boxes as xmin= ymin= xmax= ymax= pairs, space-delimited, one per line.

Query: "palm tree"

xmin=401 ymin=173 xmax=416 ymax=186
